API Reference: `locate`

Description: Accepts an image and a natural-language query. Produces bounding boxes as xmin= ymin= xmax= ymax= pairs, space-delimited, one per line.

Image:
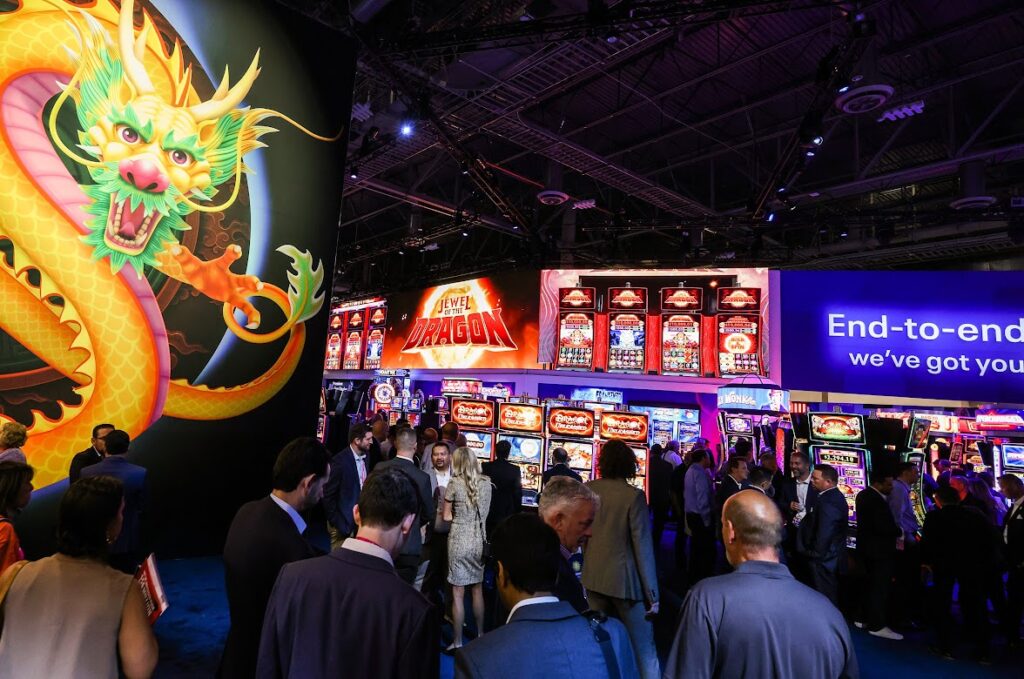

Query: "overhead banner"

xmin=382 ymin=272 xmax=541 ymax=370
xmin=780 ymin=271 xmax=1024 ymax=403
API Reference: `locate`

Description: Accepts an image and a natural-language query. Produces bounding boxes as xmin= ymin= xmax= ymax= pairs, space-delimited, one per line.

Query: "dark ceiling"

xmin=276 ymin=0 xmax=1024 ymax=299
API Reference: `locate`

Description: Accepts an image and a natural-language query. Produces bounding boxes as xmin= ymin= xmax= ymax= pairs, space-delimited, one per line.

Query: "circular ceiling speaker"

xmin=949 ymin=195 xmax=997 ymax=210
xmin=537 ymin=189 xmax=569 ymax=206
xmin=835 ymin=84 xmax=894 ymax=114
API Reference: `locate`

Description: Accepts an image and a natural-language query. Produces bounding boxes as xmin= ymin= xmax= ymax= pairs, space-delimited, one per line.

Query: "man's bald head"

xmin=722 ymin=490 xmax=783 ymax=563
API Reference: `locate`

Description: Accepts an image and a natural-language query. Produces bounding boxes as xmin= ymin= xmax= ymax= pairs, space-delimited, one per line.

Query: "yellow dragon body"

xmin=0 ymin=0 xmax=330 ymax=485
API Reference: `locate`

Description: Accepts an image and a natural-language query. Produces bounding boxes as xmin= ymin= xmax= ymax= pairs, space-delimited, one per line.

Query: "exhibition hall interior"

xmin=0 ymin=0 xmax=1023 ymax=677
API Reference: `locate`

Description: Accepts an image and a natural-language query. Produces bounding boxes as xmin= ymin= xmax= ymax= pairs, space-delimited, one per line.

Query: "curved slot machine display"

xmin=545 ymin=407 xmax=598 ymax=483
xmin=555 ymin=287 xmax=597 ymax=371
xmin=659 ymin=287 xmax=704 ymax=377
xmin=450 ymin=398 xmax=497 ymax=462
xmin=606 ymin=287 xmax=648 ymax=374
xmin=496 ymin=402 xmax=545 ymax=507
xmin=596 ymin=411 xmax=650 ymax=496
xmin=808 ymin=412 xmax=870 ymax=543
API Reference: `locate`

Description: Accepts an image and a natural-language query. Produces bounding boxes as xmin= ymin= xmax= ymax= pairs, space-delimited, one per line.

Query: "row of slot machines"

xmin=447 ymin=398 xmax=651 ymax=507
xmin=324 ymin=304 xmax=388 ymax=371
xmin=554 ymin=285 xmax=765 ymax=377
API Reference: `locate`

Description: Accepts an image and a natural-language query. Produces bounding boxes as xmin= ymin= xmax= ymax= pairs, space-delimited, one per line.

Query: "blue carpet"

xmin=153 ymin=556 xmax=1017 ymax=678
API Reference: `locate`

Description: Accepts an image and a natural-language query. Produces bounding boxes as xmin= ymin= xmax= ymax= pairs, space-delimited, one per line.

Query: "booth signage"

xmin=450 ymin=399 xmax=496 ymax=428
xmin=547 ymin=408 xmax=596 ymax=438
xmin=598 ymin=411 xmax=649 ymax=442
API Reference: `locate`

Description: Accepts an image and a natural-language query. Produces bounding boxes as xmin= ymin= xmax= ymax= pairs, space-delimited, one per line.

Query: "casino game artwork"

xmin=382 ymin=271 xmax=542 ymax=370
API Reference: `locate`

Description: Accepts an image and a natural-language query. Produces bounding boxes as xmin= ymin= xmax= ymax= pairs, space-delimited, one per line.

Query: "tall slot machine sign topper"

xmin=660 ymin=287 xmax=704 ymax=376
xmin=363 ymin=306 xmax=388 ymax=370
xmin=342 ymin=309 xmax=366 ymax=370
xmin=607 ymin=286 xmax=648 ymax=374
xmin=555 ymin=287 xmax=597 ymax=371
xmin=715 ymin=287 xmax=762 ymax=377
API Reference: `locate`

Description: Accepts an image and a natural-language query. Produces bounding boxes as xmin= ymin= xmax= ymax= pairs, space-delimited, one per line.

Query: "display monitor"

xmin=726 ymin=434 xmax=754 ymax=453
xmin=498 ymin=434 xmax=543 ymax=465
xmin=1003 ymin=444 xmax=1024 ymax=469
xmin=497 ymin=402 xmax=544 ymax=433
xmin=811 ymin=445 xmax=867 ymax=524
xmin=547 ymin=439 xmax=595 ymax=472
xmin=907 ymin=416 xmax=933 ymax=450
xmin=463 ymin=429 xmax=494 ymax=460
xmin=808 ymin=412 xmax=867 ymax=445
xmin=724 ymin=415 xmax=753 ymax=435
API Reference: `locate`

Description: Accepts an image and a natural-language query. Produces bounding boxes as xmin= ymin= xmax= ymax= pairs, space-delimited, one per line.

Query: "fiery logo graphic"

xmin=662 ymin=289 xmax=701 ymax=308
xmin=599 ymin=413 xmax=649 ymax=442
xmin=548 ymin=408 xmax=595 ymax=438
xmin=559 ymin=287 xmax=595 ymax=309
xmin=721 ymin=289 xmax=758 ymax=308
xmin=498 ymin=404 xmax=543 ymax=433
xmin=609 ymin=288 xmax=646 ymax=308
xmin=451 ymin=399 xmax=495 ymax=428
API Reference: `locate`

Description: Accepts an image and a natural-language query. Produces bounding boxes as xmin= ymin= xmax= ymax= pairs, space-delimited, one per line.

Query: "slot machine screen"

xmin=342 ymin=330 xmax=364 ymax=370
xmin=547 ymin=439 xmax=595 ymax=471
xmin=499 ymin=434 xmax=543 ymax=465
xmin=517 ymin=463 xmax=543 ymax=496
xmin=557 ymin=312 xmax=595 ymax=370
xmin=463 ymin=430 xmax=494 ymax=460
xmin=363 ymin=328 xmax=385 ymax=370
xmin=808 ymin=413 xmax=866 ymax=445
xmin=660 ymin=314 xmax=701 ymax=376
xmin=608 ymin=313 xmax=646 ymax=373
xmin=727 ymin=434 xmax=754 ymax=452
xmin=717 ymin=315 xmax=760 ymax=376
xmin=725 ymin=416 xmax=753 ymax=435
xmin=907 ymin=417 xmax=933 ymax=450
xmin=1003 ymin=444 xmax=1024 ymax=468
xmin=811 ymin=446 xmax=866 ymax=523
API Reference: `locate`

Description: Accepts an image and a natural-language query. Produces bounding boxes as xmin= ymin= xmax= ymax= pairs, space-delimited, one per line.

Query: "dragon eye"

xmin=117 ymin=125 xmax=140 ymax=144
xmin=169 ymin=149 xmax=192 ymax=166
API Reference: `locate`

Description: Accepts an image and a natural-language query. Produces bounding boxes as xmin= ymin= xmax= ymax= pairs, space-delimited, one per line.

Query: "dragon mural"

xmin=0 ymin=0 xmax=334 ymax=486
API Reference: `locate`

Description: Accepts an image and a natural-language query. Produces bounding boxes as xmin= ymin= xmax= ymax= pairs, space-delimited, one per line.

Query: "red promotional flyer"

xmin=134 ymin=554 xmax=169 ymax=625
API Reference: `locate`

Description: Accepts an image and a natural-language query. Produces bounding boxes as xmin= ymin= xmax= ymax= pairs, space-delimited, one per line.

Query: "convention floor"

xmin=153 ymin=554 xmax=1019 ymax=678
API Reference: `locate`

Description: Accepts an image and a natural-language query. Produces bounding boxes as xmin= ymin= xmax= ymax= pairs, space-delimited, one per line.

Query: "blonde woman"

xmin=443 ymin=446 xmax=493 ymax=652
xmin=0 ymin=423 xmax=27 ymax=464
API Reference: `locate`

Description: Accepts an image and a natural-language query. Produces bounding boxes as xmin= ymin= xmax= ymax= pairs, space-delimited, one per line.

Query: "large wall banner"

xmin=0 ymin=0 xmax=353 ymax=554
xmin=779 ymin=271 xmax=1024 ymax=404
xmin=381 ymin=271 xmax=541 ymax=370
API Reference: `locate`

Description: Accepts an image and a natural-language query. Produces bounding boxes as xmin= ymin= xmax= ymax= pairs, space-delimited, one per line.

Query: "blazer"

xmin=80 ymin=456 xmax=147 ymax=555
xmin=921 ymin=504 xmax=995 ymax=575
xmin=68 ymin=447 xmax=102 ymax=483
xmin=715 ymin=475 xmax=746 ymax=519
xmin=481 ymin=459 xmax=523 ymax=531
xmin=797 ymin=487 xmax=848 ymax=571
xmin=454 ymin=601 xmax=636 ymax=679
xmin=374 ymin=456 xmax=435 ymax=557
xmin=553 ymin=550 xmax=588 ymax=614
xmin=257 ymin=548 xmax=439 ymax=679
xmin=581 ymin=478 xmax=658 ymax=604
xmin=323 ymin=447 xmax=362 ymax=537
xmin=855 ymin=487 xmax=901 ymax=560
xmin=542 ymin=463 xmax=583 ymax=488
xmin=1005 ymin=500 xmax=1024 ymax=568
xmin=220 ymin=497 xmax=316 ymax=679
xmin=776 ymin=476 xmax=819 ymax=524
xmin=646 ymin=454 xmax=673 ymax=509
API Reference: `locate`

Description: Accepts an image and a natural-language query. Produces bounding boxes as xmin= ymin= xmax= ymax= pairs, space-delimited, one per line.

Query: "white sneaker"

xmin=869 ymin=627 xmax=904 ymax=641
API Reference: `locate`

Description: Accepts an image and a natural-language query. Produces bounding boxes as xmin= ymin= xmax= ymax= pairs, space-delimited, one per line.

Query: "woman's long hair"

xmin=452 ymin=446 xmax=483 ymax=509
xmin=967 ymin=475 xmax=1005 ymax=525
xmin=0 ymin=461 xmax=33 ymax=516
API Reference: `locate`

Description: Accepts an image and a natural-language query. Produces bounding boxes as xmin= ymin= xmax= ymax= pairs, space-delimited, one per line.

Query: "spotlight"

xmin=349 ymin=166 xmax=359 ymax=180
xmin=840 ymin=230 xmax=849 ymax=238
xmin=766 ymin=212 xmax=776 ymax=223
xmin=399 ymin=122 xmax=414 ymax=137
xmin=398 ymin=250 xmax=405 ymax=255
xmin=806 ymin=150 xmax=816 ymax=158
xmin=812 ymin=135 xmax=824 ymax=146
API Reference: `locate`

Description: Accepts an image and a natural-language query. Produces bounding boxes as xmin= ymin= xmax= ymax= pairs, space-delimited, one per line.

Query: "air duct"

xmin=537 ymin=161 xmax=569 ymax=205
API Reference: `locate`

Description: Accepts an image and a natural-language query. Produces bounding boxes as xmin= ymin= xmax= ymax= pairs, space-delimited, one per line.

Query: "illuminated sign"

xmin=559 ymin=287 xmax=597 ymax=310
xmin=660 ymin=287 xmax=703 ymax=311
xmin=661 ymin=313 xmax=701 ymax=376
xmin=480 ymin=384 xmax=513 ymax=399
xmin=450 ymin=399 xmax=496 ymax=428
xmin=598 ymin=411 xmax=649 ymax=443
xmin=808 ymin=413 xmax=866 ymax=445
xmin=725 ymin=416 xmax=752 ymax=434
xmin=608 ymin=312 xmax=646 ymax=373
xmin=717 ymin=315 xmax=761 ymax=376
xmin=716 ymin=386 xmax=789 ymax=414
xmin=325 ymin=332 xmax=343 ymax=370
xmin=910 ymin=412 xmax=958 ymax=434
xmin=347 ymin=310 xmax=364 ymax=329
xmin=779 ymin=270 xmax=1024 ymax=403
xmin=497 ymin=403 xmax=544 ymax=433
xmin=370 ymin=382 xmax=396 ymax=406
xmin=717 ymin=287 xmax=761 ymax=310
xmin=547 ymin=408 xmax=596 ymax=438
xmin=342 ymin=330 xmax=363 ymax=370
xmin=976 ymin=409 xmax=1024 ymax=432
xmin=571 ymin=388 xmax=623 ymax=404
xmin=556 ymin=312 xmax=595 ymax=371
xmin=442 ymin=378 xmax=483 ymax=396
xmin=608 ymin=287 xmax=648 ymax=311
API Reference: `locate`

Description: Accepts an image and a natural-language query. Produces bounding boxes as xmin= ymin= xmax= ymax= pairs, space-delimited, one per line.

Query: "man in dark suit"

xmin=854 ymin=468 xmax=903 ymax=640
xmin=758 ymin=451 xmax=786 ymax=495
xmin=797 ymin=464 xmax=848 ymax=607
xmin=482 ymin=439 xmax=522 ymax=532
xmin=220 ymin=438 xmax=329 ymax=679
xmin=68 ymin=422 xmax=114 ymax=483
xmin=542 ymin=447 xmax=583 ymax=487
xmin=80 ymin=430 xmax=146 ymax=573
xmin=664 ymin=490 xmax=858 ymax=678
xmin=422 ymin=441 xmax=453 ymax=618
xmin=538 ymin=477 xmax=597 ymax=614
xmin=646 ymin=447 xmax=672 ymax=550
xmin=921 ymin=486 xmax=995 ymax=661
xmin=375 ymin=427 xmax=434 ymax=585
xmin=777 ymin=451 xmax=819 ymax=583
xmin=323 ymin=423 xmax=373 ymax=548
xmin=257 ymin=468 xmax=439 ymax=679
xmin=997 ymin=474 xmax=1024 ymax=647
xmin=715 ymin=456 xmax=749 ymax=526
xmin=455 ymin=514 xmax=637 ymax=678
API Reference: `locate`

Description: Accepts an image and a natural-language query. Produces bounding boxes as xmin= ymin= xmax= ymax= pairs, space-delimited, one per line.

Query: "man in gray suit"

xmin=421 ymin=441 xmax=453 ymax=613
xmin=455 ymin=514 xmax=637 ymax=678
xmin=375 ymin=427 xmax=434 ymax=584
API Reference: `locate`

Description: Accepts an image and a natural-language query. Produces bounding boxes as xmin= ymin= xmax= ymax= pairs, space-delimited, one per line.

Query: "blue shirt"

xmin=664 ymin=560 xmax=859 ymax=679
xmin=887 ymin=479 xmax=919 ymax=537
xmin=269 ymin=494 xmax=306 ymax=535
xmin=684 ymin=464 xmax=713 ymax=526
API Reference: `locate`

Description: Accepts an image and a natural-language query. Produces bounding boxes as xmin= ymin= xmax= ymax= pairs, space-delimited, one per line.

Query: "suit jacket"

xmin=581 ymin=478 xmax=658 ymax=604
xmin=553 ymin=550 xmax=588 ymax=614
xmin=482 ymin=459 xmax=522 ymax=531
xmin=257 ymin=548 xmax=439 ymax=679
xmin=921 ymin=504 xmax=995 ymax=576
xmin=777 ymin=476 xmax=819 ymax=524
xmin=715 ymin=475 xmax=746 ymax=520
xmin=220 ymin=497 xmax=316 ymax=679
xmin=323 ymin=447 xmax=362 ymax=537
xmin=374 ymin=456 xmax=435 ymax=558
xmin=1005 ymin=500 xmax=1024 ymax=568
xmin=855 ymin=487 xmax=900 ymax=560
xmin=68 ymin=447 xmax=102 ymax=483
xmin=647 ymin=454 xmax=673 ymax=510
xmin=798 ymin=487 xmax=848 ymax=571
xmin=542 ymin=463 xmax=583 ymax=488
xmin=80 ymin=456 xmax=147 ymax=555
xmin=454 ymin=601 xmax=636 ymax=679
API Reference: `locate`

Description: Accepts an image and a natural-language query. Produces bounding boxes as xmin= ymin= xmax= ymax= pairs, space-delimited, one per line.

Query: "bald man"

xmin=664 ymin=491 xmax=859 ymax=679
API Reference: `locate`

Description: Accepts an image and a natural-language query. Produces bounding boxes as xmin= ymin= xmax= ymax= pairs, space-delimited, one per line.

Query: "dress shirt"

xmin=664 ymin=451 xmax=682 ymax=468
xmin=1007 ymin=496 xmax=1024 ymax=544
xmin=888 ymin=479 xmax=920 ymax=537
xmin=684 ymin=464 xmax=713 ymax=526
xmin=351 ymin=445 xmax=368 ymax=487
xmin=434 ymin=468 xmax=451 ymax=488
xmin=340 ymin=537 xmax=393 ymax=567
xmin=269 ymin=494 xmax=307 ymax=535
xmin=794 ymin=477 xmax=810 ymax=523
xmin=506 ymin=596 xmax=560 ymax=624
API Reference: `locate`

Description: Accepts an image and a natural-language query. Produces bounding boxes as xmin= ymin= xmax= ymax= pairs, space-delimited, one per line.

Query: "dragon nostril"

xmin=126 ymin=171 xmax=136 ymax=186
xmin=144 ymin=182 xmax=158 ymax=192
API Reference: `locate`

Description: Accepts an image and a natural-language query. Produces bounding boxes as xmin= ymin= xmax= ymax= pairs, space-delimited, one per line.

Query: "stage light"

xmin=812 ymin=135 xmax=824 ymax=146
xmin=840 ymin=230 xmax=849 ymax=238
xmin=766 ymin=212 xmax=776 ymax=223
xmin=806 ymin=150 xmax=816 ymax=157
xmin=349 ymin=166 xmax=359 ymax=179
xmin=399 ymin=122 xmax=414 ymax=137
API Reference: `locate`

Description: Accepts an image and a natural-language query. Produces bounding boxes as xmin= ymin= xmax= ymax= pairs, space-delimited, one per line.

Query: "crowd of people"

xmin=0 ymin=413 xmax=1022 ymax=678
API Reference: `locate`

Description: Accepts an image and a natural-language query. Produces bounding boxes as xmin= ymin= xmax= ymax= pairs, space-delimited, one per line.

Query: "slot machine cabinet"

xmin=715 ymin=287 xmax=763 ymax=377
xmin=496 ymin=402 xmax=546 ymax=506
xmin=595 ymin=411 xmax=651 ymax=497
xmin=807 ymin=412 xmax=871 ymax=543
xmin=606 ymin=287 xmax=648 ymax=374
xmin=450 ymin=398 xmax=498 ymax=462
xmin=555 ymin=287 xmax=597 ymax=371
xmin=659 ymin=287 xmax=704 ymax=377
xmin=545 ymin=407 xmax=598 ymax=483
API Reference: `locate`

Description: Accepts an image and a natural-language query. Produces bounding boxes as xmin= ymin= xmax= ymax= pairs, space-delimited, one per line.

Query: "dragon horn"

xmin=212 ymin=65 xmax=230 ymax=101
xmin=189 ymin=50 xmax=261 ymax=122
xmin=119 ymin=0 xmax=154 ymax=94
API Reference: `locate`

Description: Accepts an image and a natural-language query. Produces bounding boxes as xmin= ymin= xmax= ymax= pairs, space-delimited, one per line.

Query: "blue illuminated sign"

xmin=716 ymin=386 xmax=790 ymax=413
xmin=779 ymin=271 xmax=1024 ymax=403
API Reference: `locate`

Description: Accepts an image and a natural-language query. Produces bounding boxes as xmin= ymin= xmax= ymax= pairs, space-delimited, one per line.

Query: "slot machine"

xmin=999 ymin=443 xmax=1024 ymax=481
xmin=404 ymin=396 xmax=423 ymax=428
xmin=606 ymin=286 xmax=648 ymax=374
xmin=906 ymin=416 xmax=934 ymax=475
xmin=715 ymin=287 xmax=762 ymax=377
xmin=596 ymin=410 xmax=650 ymax=496
xmin=324 ymin=309 xmax=345 ymax=370
xmin=901 ymin=450 xmax=928 ymax=528
xmin=659 ymin=287 xmax=704 ymax=377
xmin=721 ymin=413 xmax=756 ymax=454
xmin=545 ymin=407 xmax=598 ymax=483
xmin=316 ymin=387 xmax=328 ymax=443
xmin=555 ymin=287 xmax=597 ymax=371
xmin=342 ymin=309 xmax=366 ymax=371
xmin=496 ymin=402 xmax=546 ymax=507
xmin=450 ymin=398 xmax=497 ymax=462
xmin=808 ymin=412 xmax=870 ymax=542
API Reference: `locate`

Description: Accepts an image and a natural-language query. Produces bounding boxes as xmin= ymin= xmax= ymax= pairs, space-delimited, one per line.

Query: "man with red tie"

xmin=324 ymin=424 xmax=374 ymax=549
